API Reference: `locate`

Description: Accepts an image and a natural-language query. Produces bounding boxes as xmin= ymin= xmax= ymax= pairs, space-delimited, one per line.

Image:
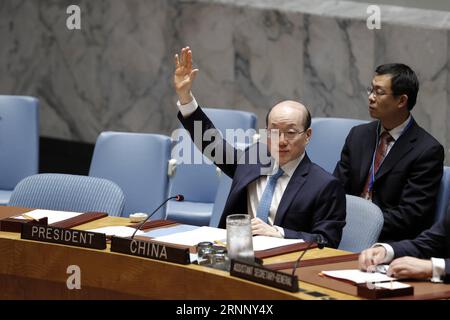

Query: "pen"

xmin=21 ymin=214 xmax=38 ymax=221
xmin=214 ymin=240 xmax=227 ymax=247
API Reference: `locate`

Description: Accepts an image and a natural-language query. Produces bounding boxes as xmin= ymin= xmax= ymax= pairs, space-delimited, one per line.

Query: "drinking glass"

xmin=226 ymin=214 xmax=254 ymax=264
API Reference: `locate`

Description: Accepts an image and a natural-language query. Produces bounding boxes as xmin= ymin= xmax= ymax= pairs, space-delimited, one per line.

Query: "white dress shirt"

xmin=380 ymin=114 xmax=411 ymax=156
xmin=246 ymin=156 xmax=303 ymax=238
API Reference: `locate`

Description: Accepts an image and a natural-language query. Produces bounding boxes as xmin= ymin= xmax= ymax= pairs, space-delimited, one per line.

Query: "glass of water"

xmin=197 ymin=241 xmax=214 ymax=265
xmin=226 ymin=214 xmax=254 ymax=264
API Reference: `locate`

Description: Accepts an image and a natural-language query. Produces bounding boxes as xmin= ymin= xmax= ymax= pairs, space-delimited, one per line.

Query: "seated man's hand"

xmin=359 ymin=246 xmax=387 ymax=271
xmin=251 ymin=217 xmax=282 ymax=238
xmin=387 ymin=257 xmax=432 ymax=280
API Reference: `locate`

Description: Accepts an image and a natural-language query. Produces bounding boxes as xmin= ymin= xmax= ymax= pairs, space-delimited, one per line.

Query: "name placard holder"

xmin=0 ymin=217 xmax=48 ymax=233
xmin=356 ymin=282 xmax=414 ymax=299
xmin=110 ymin=236 xmax=190 ymax=265
xmin=230 ymin=259 xmax=299 ymax=292
xmin=21 ymin=224 xmax=107 ymax=250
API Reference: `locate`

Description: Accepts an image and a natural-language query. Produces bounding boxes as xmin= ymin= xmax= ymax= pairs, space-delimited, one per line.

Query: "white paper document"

xmin=16 ymin=209 xmax=84 ymax=224
xmin=321 ymin=269 xmax=396 ymax=284
xmin=152 ymin=226 xmax=227 ymax=246
xmin=151 ymin=226 xmax=304 ymax=251
xmin=374 ymin=281 xmax=411 ymax=290
xmin=252 ymin=236 xmax=304 ymax=251
xmin=86 ymin=226 xmax=144 ymax=237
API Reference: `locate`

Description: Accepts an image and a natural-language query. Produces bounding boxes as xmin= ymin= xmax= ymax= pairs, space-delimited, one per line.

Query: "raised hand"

xmin=174 ymin=46 xmax=199 ymax=105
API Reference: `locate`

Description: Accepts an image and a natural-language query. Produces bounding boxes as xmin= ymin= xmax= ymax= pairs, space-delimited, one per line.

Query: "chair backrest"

xmin=89 ymin=132 xmax=171 ymax=218
xmin=169 ymin=108 xmax=257 ymax=204
xmin=0 ymin=95 xmax=39 ymax=189
xmin=338 ymin=195 xmax=384 ymax=252
xmin=209 ymin=173 xmax=233 ymax=228
xmin=307 ymin=117 xmax=369 ymax=173
xmin=434 ymin=166 xmax=450 ymax=223
xmin=8 ymin=174 xmax=125 ymax=216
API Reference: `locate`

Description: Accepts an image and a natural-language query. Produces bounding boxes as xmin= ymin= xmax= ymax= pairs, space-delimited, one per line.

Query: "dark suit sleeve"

xmin=390 ymin=220 xmax=447 ymax=259
xmin=333 ymin=127 xmax=354 ymax=192
xmin=381 ymin=144 xmax=444 ymax=239
xmin=177 ymin=107 xmax=242 ymax=178
xmin=390 ymin=210 xmax=450 ymax=282
xmin=283 ymin=179 xmax=347 ymax=248
xmin=444 ymin=260 xmax=450 ymax=283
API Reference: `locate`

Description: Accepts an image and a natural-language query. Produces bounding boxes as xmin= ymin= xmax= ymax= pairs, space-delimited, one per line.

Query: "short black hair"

xmin=375 ymin=63 xmax=419 ymax=111
xmin=265 ymin=104 xmax=311 ymax=130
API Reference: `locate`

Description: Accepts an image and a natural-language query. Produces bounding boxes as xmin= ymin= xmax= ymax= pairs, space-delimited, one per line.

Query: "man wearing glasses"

xmin=173 ymin=47 xmax=346 ymax=247
xmin=334 ymin=63 xmax=444 ymax=242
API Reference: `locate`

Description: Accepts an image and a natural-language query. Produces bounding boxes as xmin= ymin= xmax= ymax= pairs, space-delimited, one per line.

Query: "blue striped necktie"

xmin=256 ymin=167 xmax=284 ymax=223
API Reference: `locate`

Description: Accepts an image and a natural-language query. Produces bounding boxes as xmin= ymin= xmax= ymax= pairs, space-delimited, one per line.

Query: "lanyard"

xmin=367 ymin=117 xmax=413 ymax=194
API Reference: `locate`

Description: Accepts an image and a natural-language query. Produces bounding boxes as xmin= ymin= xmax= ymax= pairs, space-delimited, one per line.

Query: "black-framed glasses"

xmin=267 ymin=128 xmax=306 ymax=140
xmin=366 ymin=86 xmax=395 ymax=97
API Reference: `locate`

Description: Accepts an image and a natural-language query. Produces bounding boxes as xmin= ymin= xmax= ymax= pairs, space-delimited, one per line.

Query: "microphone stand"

xmin=291 ymin=234 xmax=327 ymax=278
xmin=130 ymin=194 xmax=184 ymax=239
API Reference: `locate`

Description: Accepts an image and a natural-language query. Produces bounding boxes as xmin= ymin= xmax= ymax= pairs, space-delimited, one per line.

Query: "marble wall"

xmin=1 ymin=0 xmax=449 ymax=163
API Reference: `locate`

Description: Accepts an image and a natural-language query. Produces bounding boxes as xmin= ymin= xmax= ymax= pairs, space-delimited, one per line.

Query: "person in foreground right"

xmin=359 ymin=204 xmax=450 ymax=283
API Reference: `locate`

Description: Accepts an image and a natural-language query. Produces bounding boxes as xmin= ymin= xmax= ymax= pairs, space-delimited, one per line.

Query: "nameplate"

xmin=21 ymin=224 xmax=106 ymax=250
xmin=110 ymin=236 xmax=190 ymax=265
xmin=0 ymin=217 xmax=48 ymax=233
xmin=230 ymin=259 xmax=299 ymax=292
xmin=356 ymin=282 xmax=414 ymax=299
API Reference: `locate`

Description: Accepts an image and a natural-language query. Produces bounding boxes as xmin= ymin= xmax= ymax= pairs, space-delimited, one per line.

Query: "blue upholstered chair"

xmin=167 ymin=108 xmax=257 ymax=226
xmin=89 ymin=132 xmax=172 ymax=218
xmin=338 ymin=195 xmax=384 ymax=252
xmin=434 ymin=166 xmax=450 ymax=223
xmin=307 ymin=117 xmax=369 ymax=173
xmin=8 ymin=174 xmax=125 ymax=216
xmin=0 ymin=95 xmax=39 ymax=205
xmin=209 ymin=173 xmax=233 ymax=228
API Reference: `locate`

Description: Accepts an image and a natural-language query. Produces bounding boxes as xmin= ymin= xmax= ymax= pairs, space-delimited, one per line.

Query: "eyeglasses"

xmin=366 ymin=86 xmax=395 ymax=97
xmin=267 ymin=129 xmax=306 ymax=140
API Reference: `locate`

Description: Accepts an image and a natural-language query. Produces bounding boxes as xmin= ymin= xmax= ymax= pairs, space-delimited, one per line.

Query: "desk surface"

xmin=0 ymin=206 xmax=361 ymax=300
xmin=3 ymin=208 xmax=448 ymax=300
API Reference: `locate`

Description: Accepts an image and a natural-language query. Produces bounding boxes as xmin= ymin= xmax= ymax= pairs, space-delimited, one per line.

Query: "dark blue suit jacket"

xmin=178 ymin=107 xmax=346 ymax=248
xmin=390 ymin=205 xmax=450 ymax=283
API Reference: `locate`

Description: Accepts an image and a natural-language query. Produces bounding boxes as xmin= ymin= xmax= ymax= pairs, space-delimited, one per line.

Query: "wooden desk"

xmin=0 ymin=206 xmax=358 ymax=300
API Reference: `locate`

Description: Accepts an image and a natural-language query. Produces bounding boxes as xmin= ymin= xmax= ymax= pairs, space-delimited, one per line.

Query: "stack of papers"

xmin=86 ymin=226 xmax=144 ymax=237
xmin=146 ymin=225 xmax=304 ymax=251
xmin=152 ymin=226 xmax=226 ymax=246
xmin=14 ymin=209 xmax=84 ymax=224
xmin=321 ymin=269 xmax=396 ymax=284
xmin=252 ymin=236 xmax=303 ymax=251
xmin=142 ymin=224 xmax=199 ymax=238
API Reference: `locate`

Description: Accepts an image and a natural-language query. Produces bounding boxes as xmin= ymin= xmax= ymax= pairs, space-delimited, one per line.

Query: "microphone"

xmin=291 ymin=234 xmax=327 ymax=277
xmin=131 ymin=194 xmax=184 ymax=239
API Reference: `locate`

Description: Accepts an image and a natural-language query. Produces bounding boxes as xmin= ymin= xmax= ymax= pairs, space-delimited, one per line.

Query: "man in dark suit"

xmin=359 ymin=205 xmax=450 ymax=283
xmin=334 ymin=63 xmax=444 ymax=242
xmin=173 ymin=47 xmax=346 ymax=248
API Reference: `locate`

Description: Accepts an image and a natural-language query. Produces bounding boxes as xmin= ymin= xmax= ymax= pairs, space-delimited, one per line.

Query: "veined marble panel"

xmin=0 ymin=0 xmax=449 ymax=163
xmin=230 ymin=8 xmax=305 ymax=124
xmin=303 ymin=15 xmax=374 ymax=120
xmin=374 ymin=24 xmax=449 ymax=155
xmin=0 ymin=0 xmax=176 ymax=141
